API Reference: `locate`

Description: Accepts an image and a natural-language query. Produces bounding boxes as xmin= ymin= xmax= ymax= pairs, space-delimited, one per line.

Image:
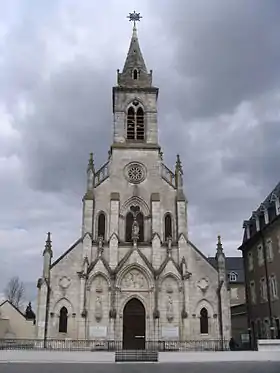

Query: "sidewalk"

xmin=159 ymin=351 xmax=280 ymax=363
xmin=1 ymin=350 xmax=280 ymax=364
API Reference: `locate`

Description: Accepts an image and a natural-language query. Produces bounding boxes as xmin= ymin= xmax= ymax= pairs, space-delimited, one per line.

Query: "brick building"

xmin=239 ymin=182 xmax=280 ymax=345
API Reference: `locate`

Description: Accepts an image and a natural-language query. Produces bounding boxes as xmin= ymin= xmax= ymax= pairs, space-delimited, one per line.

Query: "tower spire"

xmin=123 ymin=11 xmax=147 ymax=74
xmin=117 ymin=12 xmax=152 ymax=88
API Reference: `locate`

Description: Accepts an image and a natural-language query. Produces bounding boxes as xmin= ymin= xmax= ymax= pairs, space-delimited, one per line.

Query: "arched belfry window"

xmin=97 ymin=212 xmax=106 ymax=238
xmin=136 ymin=107 xmax=144 ymax=140
xmin=164 ymin=214 xmax=172 ymax=241
xmin=133 ymin=69 xmax=138 ymax=80
xmin=126 ymin=101 xmax=145 ymax=141
xmin=200 ymin=308 xmax=208 ymax=334
xmin=59 ymin=306 xmax=68 ymax=333
xmin=127 ymin=107 xmax=135 ymax=140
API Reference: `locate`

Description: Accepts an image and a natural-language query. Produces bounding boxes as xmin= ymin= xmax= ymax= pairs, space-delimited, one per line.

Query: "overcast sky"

xmin=1 ymin=0 xmax=280 ymax=301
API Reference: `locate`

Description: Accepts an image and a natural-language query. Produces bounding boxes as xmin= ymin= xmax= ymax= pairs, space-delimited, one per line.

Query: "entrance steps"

xmin=115 ymin=350 xmax=158 ymax=362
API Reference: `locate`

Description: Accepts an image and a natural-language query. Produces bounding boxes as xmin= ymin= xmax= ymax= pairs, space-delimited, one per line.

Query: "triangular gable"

xmin=0 ymin=300 xmax=26 ymax=320
xmin=157 ymin=254 xmax=181 ymax=277
xmin=51 ymin=237 xmax=82 ymax=268
xmin=187 ymin=239 xmax=218 ymax=273
xmin=87 ymin=255 xmax=112 ymax=276
xmin=114 ymin=246 xmax=155 ymax=276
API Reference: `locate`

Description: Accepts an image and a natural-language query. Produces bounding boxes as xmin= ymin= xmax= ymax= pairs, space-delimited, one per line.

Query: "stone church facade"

xmin=36 ymin=22 xmax=231 ymax=347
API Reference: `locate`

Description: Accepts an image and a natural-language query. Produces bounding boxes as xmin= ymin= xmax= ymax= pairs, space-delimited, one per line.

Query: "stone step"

xmin=115 ymin=350 xmax=158 ymax=362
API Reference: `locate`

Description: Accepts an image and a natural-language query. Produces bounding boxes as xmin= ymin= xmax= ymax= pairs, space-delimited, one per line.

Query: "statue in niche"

xmin=182 ymin=257 xmax=187 ymax=275
xmin=166 ymin=295 xmax=174 ymax=322
xmin=95 ymin=277 xmax=103 ymax=293
xmin=95 ymin=295 xmax=103 ymax=322
xmin=97 ymin=236 xmax=104 ymax=256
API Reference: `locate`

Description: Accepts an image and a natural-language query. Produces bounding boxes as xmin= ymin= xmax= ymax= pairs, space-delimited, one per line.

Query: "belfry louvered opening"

xmin=126 ymin=103 xmax=145 ymax=141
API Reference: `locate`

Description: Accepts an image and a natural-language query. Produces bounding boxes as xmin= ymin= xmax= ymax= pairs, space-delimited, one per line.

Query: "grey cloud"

xmin=152 ymin=0 xmax=280 ymax=118
xmin=1 ymin=0 xmax=280 ymax=289
xmin=20 ymin=59 xmax=113 ymax=193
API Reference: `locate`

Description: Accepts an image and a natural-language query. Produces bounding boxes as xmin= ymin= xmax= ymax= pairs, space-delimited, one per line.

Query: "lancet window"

xmin=126 ymin=101 xmax=145 ymax=141
xmin=97 ymin=212 xmax=106 ymax=239
xmin=59 ymin=306 xmax=68 ymax=333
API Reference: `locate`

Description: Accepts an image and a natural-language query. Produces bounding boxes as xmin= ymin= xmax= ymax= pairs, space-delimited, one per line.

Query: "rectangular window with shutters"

xmin=266 ymin=239 xmax=274 ymax=262
xmin=250 ymin=281 xmax=256 ymax=304
xmin=257 ymin=244 xmax=264 ymax=266
xmin=270 ymin=275 xmax=278 ymax=299
xmin=248 ymin=252 xmax=253 ymax=271
xmin=260 ymin=278 xmax=268 ymax=302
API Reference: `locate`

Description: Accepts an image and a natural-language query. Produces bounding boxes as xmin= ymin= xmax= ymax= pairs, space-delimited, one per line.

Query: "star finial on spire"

xmin=127 ymin=11 xmax=142 ymax=28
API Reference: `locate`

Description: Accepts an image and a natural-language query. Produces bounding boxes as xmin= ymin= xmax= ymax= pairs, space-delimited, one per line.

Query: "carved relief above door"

xmin=120 ymin=269 xmax=148 ymax=291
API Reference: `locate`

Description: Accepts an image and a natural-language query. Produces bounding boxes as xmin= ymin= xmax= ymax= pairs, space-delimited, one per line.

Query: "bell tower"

xmin=112 ymin=12 xmax=159 ymax=147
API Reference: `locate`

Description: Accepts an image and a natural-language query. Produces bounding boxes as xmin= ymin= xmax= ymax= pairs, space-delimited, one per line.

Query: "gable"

xmin=0 ymin=300 xmax=26 ymax=320
xmin=51 ymin=237 xmax=82 ymax=269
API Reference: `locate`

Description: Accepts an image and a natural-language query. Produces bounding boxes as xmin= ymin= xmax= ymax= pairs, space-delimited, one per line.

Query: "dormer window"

xmin=133 ymin=69 xmax=138 ymax=80
xmin=228 ymin=272 xmax=238 ymax=282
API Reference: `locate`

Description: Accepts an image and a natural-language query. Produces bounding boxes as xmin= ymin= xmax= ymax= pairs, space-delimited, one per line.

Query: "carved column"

xmin=151 ymin=193 xmax=161 ymax=235
xmin=109 ymin=274 xmax=117 ymax=340
xmin=153 ymin=276 xmax=160 ymax=341
xmin=78 ymin=272 xmax=87 ymax=339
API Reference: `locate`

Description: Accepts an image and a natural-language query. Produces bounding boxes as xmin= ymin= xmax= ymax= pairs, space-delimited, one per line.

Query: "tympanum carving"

xmin=121 ymin=269 xmax=147 ymax=290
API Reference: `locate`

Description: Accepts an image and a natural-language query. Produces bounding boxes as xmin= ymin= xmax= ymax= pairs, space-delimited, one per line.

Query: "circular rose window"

xmin=125 ymin=162 xmax=146 ymax=184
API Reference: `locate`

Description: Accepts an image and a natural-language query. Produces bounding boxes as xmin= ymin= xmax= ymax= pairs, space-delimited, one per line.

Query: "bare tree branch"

xmin=4 ymin=276 xmax=25 ymax=308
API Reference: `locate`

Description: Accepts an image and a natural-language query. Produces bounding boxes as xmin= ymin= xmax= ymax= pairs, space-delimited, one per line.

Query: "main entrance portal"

xmin=123 ymin=298 xmax=146 ymax=350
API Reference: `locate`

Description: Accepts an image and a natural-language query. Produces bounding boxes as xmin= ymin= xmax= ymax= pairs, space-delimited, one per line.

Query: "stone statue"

xmin=166 ymin=295 xmax=174 ymax=322
xmin=97 ymin=236 xmax=104 ymax=256
xmin=95 ymin=296 xmax=103 ymax=322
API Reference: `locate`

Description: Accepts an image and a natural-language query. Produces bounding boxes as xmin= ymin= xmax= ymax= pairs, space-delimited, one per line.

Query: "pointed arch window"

xmin=200 ymin=308 xmax=208 ymax=334
xmin=126 ymin=103 xmax=145 ymax=141
xmin=136 ymin=212 xmax=144 ymax=242
xmin=127 ymin=107 xmax=135 ymax=140
xmin=125 ymin=212 xmax=134 ymax=242
xmin=97 ymin=212 xmax=106 ymax=238
xmin=164 ymin=214 xmax=172 ymax=241
xmin=59 ymin=306 xmax=68 ymax=333
xmin=136 ymin=107 xmax=144 ymax=140
xmin=133 ymin=69 xmax=138 ymax=80
xmin=125 ymin=211 xmax=144 ymax=242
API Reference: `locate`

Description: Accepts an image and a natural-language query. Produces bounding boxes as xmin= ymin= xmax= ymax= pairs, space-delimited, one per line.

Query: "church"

xmin=36 ymin=14 xmax=231 ymax=349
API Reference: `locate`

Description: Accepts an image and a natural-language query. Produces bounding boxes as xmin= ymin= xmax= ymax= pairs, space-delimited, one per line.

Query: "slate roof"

xmin=207 ymin=256 xmax=244 ymax=284
xmin=242 ymin=181 xmax=280 ymax=243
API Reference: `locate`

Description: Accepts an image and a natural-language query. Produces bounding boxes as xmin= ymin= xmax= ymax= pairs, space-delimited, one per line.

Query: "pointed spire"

xmin=215 ymin=235 xmax=225 ymax=259
xmin=175 ymin=154 xmax=183 ymax=175
xmin=87 ymin=152 xmax=94 ymax=173
xmin=117 ymin=12 xmax=153 ymax=88
xmin=175 ymin=154 xmax=184 ymax=190
xmin=122 ymin=23 xmax=147 ymax=74
xmin=43 ymin=232 xmax=53 ymax=257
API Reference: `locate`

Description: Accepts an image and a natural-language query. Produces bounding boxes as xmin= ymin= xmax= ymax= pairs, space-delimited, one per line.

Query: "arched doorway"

xmin=123 ymin=298 xmax=146 ymax=350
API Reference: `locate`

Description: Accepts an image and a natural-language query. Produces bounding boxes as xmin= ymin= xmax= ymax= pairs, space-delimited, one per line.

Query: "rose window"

xmin=125 ymin=162 xmax=146 ymax=184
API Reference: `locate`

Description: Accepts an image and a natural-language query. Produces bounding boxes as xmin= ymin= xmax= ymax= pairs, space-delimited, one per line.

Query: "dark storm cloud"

xmin=1 ymin=0 xmax=280 ymax=291
xmin=20 ymin=59 xmax=113 ymax=193
xmin=152 ymin=0 xmax=280 ymax=118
